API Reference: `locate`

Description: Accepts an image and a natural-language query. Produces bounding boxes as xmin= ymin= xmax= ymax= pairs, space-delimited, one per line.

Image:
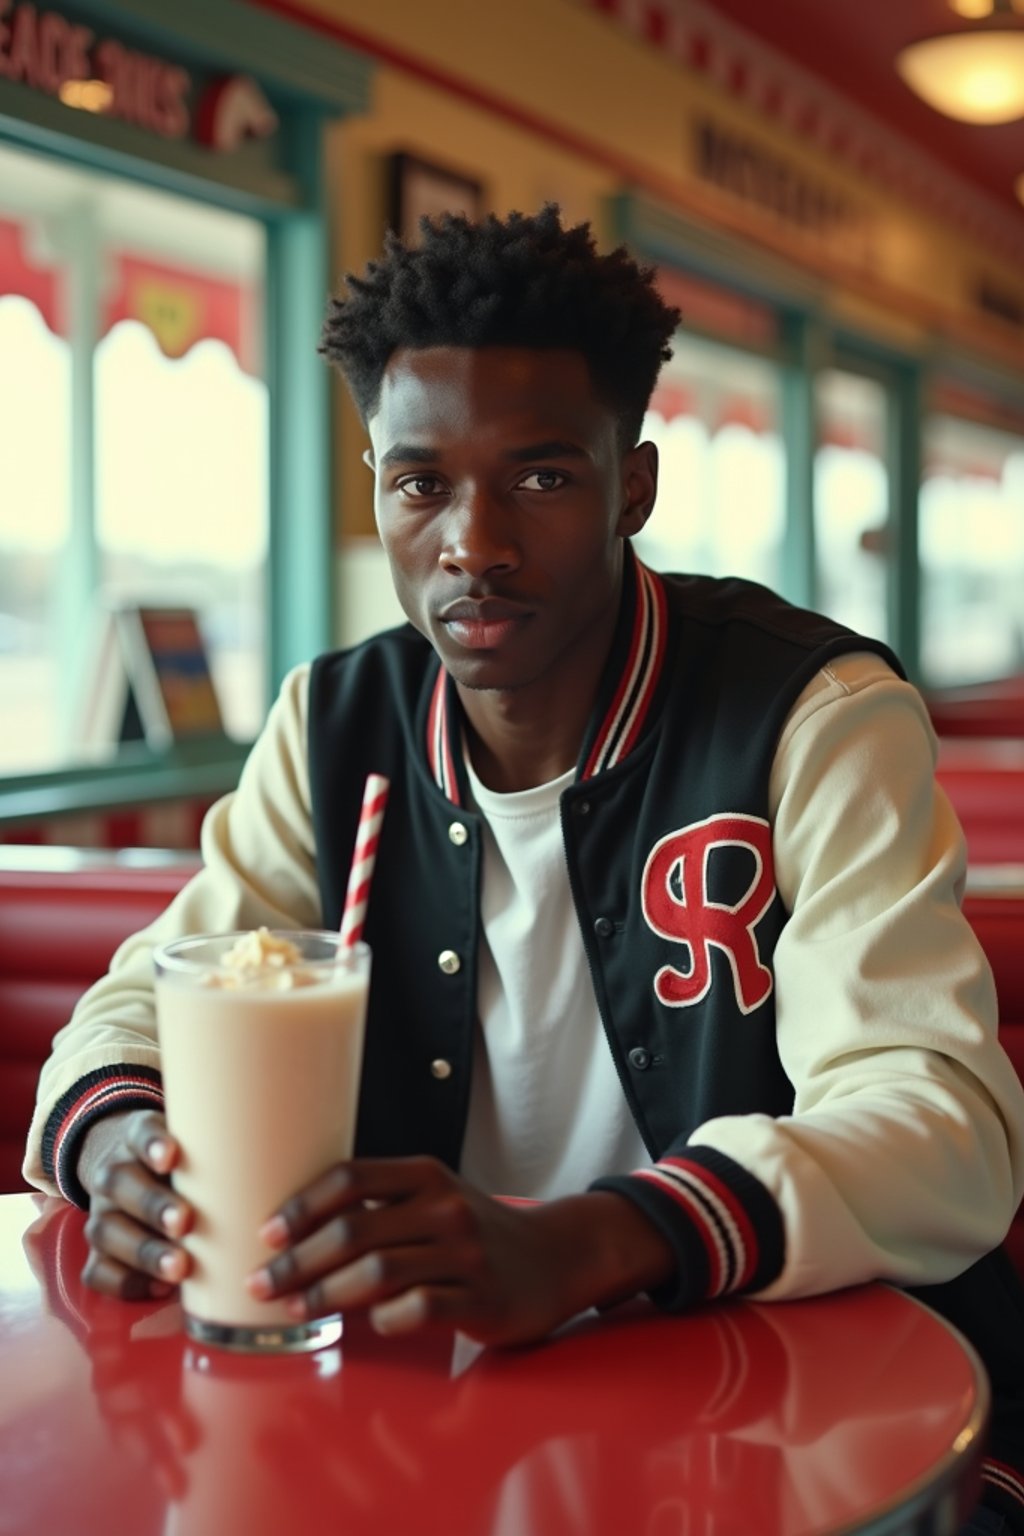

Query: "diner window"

xmin=0 ymin=141 xmax=267 ymax=776
xmin=0 ymin=292 xmax=71 ymax=774
xmin=920 ymin=416 xmax=1024 ymax=686
xmin=635 ymin=334 xmax=785 ymax=589
xmin=814 ymin=370 xmax=890 ymax=643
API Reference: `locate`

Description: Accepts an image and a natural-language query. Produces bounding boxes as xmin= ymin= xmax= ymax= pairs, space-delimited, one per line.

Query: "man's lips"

xmin=438 ymin=598 xmax=533 ymax=651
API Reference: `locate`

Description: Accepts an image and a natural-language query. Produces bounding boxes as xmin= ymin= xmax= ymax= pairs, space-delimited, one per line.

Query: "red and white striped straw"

xmin=339 ymin=773 xmax=390 ymax=947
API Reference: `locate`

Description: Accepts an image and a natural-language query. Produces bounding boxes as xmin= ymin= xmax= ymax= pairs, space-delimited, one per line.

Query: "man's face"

xmin=366 ymin=346 xmax=656 ymax=698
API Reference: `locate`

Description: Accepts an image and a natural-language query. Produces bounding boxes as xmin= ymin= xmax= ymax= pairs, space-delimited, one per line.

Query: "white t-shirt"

xmin=460 ymin=757 xmax=649 ymax=1199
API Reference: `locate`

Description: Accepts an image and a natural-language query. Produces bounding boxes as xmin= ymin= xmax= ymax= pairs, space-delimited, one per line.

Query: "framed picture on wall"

xmin=388 ymin=152 xmax=485 ymax=244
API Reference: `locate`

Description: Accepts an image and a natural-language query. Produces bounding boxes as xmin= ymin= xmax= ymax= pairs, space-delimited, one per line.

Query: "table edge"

xmin=829 ymin=1283 xmax=991 ymax=1536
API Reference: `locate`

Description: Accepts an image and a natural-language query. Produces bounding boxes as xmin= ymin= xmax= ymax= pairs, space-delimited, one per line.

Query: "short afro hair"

xmin=319 ymin=204 xmax=680 ymax=451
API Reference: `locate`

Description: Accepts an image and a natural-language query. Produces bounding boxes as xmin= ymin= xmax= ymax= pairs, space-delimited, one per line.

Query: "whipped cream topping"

xmin=203 ymin=927 xmax=316 ymax=990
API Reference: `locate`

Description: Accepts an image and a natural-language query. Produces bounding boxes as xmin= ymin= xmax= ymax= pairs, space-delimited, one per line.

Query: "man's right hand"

xmin=79 ymin=1109 xmax=193 ymax=1301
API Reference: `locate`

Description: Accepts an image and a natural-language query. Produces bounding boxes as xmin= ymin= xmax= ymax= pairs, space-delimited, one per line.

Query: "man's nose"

xmin=439 ymin=492 xmax=520 ymax=578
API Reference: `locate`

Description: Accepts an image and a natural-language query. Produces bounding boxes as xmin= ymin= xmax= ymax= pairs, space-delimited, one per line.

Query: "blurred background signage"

xmin=973 ymin=274 xmax=1024 ymax=329
xmin=690 ymin=114 xmax=872 ymax=264
xmin=0 ymin=216 xmax=259 ymax=368
xmin=0 ymin=1 xmax=278 ymax=151
xmin=102 ymin=253 xmax=258 ymax=369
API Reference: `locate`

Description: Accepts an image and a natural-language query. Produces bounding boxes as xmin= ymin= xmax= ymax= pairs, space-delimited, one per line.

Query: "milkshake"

xmin=153 ymin=929 xmax=370 ymax=1353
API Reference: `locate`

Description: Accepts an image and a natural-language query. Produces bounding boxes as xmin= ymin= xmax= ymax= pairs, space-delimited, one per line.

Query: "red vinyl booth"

xmin=1 ymin=852 xmax=1023 ymax=1280
xmin=927 ymin=676 xmax=1024 ymax=740
xmin=0 ymin=854 xmax=199 ymax=1197
xmin=936 ymin=742 xmax=1024 ymax=866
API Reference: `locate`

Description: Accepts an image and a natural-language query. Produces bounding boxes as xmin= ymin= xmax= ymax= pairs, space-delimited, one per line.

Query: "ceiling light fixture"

xmin=897 ymin=0 xmax=1024 ymax=123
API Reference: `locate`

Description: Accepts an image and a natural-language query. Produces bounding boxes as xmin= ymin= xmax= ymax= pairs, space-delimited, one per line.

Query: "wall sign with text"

xmin=691 ymin=117 xmax=869 ymax=250
xmin=0 ymin=0 xmax=278 ymax=151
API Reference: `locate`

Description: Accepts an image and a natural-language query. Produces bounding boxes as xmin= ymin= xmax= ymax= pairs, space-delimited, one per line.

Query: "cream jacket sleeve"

xmin=22 ymin=663 xmax=317 ymax=1198
xmin=690 ymin=651 xmax=1024 ymax=1296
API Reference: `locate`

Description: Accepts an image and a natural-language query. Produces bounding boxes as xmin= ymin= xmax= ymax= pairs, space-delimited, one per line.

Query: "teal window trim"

xmin=265 ymin=107 xmax=333 ymax=691
xmin=606 ymin=191 xmax=824 ymax=335
xmin=887 ymin=365 xmax=923 ymax=685
xmin=0 ymin=740 xmax=253 ymax=828
xmin=825 ymin=338 xmax=925 ymax=683
xmin=779 ymin=311 xmax=820 ymax=610
xmin=0 ymin=2 xmax=372 ymax=828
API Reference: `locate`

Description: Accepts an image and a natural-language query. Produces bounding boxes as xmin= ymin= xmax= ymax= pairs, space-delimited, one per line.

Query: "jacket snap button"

xmin=431 ymin=1058 xmax=453 ymax=1080
xmin=437 ymin=949 xmax=461 ymax=975
xmin=448 ymin=821 xmax=468 ymax=846
xmin=593 ymin=916 xmax=614 ymax=938
xmin=576 ymin=800 xmax=591 ymax=816
xmin=628 ymin=1047 xmax=652 ymax=1071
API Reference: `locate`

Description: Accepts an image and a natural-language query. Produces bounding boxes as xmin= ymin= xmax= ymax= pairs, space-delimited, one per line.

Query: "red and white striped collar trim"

xmin=582 ymin=559 xmax=667 ymax=781
xmin=425 ymin=560 xmax=668 ymax=803
xmin=427 ymin=664 xmax=461 ymax=806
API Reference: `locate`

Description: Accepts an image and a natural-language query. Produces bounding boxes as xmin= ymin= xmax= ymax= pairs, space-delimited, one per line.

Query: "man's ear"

xmin=362 ymin=448 xmax=375 ymax=471
xmin=617 ymin=440 xmax=658 ymax=538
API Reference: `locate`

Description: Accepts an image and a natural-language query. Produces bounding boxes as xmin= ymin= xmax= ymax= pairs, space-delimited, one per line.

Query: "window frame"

xmin=813 ymin=338 xmax=923 ymax=677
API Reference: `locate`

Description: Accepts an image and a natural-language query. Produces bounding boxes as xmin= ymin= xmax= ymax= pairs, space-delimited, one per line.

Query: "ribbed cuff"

xmin=981 ymin=1458 xmax=1024 ymax=1534
xmin=591 ymin=1145 xmax=785 ymax=1311
xmin=41 ymin=1066 xmax=164 ymax=1210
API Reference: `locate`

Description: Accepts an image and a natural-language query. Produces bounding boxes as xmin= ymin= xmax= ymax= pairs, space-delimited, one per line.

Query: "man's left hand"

xmin=246 ymin=1157 xmax=673 ymax=1347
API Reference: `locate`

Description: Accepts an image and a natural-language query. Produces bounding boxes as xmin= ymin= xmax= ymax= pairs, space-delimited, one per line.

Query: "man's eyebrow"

xmin=377 ymin=444 xmax=440 ymax=469
xmin=376 ymin=440 xmax=590 ymax=469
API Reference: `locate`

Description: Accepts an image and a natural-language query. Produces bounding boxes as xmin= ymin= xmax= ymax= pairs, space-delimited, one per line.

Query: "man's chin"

xmin=444 ymin=657 xmax=532 ymax=694
xmin=456 ymin=675 xmax=530 ymax=694
xmin=435 ymin=640 xmax=539 ymax=694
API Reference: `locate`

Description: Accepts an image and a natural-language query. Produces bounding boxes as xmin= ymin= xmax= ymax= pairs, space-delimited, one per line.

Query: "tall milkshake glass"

xmin=153 ymin=930 xmax=370 ymax=1353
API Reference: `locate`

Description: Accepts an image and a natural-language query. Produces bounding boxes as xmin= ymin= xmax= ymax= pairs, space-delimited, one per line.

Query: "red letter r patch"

xmin=641 ymin=814 xmax=775 ymax=1015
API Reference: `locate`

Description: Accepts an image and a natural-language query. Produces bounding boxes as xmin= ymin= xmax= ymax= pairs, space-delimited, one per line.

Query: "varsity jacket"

xmin=25 ymin=549 xmax=1024 ymax=1526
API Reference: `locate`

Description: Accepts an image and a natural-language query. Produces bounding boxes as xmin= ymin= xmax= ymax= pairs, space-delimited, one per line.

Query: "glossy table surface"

xmin=0 ymin=1193 xmax=988 ymax=1536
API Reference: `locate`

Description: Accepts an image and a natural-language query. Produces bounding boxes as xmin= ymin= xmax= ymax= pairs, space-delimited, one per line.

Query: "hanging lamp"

xmin=896 ymin=0 xmax=1024 ymax=123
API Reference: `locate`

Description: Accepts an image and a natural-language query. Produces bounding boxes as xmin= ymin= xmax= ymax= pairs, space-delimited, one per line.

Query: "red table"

xmin=0 ymin=1192 xmax=988 ymax=1536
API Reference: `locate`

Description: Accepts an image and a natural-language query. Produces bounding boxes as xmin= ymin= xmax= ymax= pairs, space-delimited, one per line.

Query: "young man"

xmin=25 ymin=207 xmax=1024 ymax=1531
